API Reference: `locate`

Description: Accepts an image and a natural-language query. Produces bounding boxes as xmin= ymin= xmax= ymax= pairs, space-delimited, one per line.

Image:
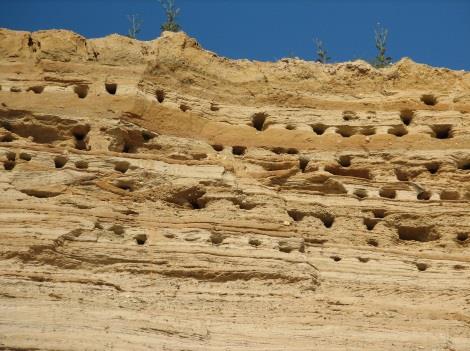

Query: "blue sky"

xmin=1 ymin=0 xmax=469 ymax=70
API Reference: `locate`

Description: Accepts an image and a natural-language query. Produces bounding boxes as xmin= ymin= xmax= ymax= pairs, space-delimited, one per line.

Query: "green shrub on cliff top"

xmin=371 ymin=23 xmax=392 ymax=68
xmin=159 ymin=0 xmax=181 ymax=33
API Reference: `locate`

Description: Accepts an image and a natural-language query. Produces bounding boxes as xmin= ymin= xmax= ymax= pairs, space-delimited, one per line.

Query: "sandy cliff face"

xmin=0 ymin=28 xmax=469 ymax=350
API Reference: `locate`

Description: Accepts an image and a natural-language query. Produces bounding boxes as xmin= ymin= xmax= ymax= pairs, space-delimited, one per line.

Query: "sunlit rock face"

xmin=0 ymin=28 xmax=470 ymax=350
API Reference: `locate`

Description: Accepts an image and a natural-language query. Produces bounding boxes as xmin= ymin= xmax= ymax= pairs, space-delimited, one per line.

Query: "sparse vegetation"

xmin=371 ymin=23 xmax=392 ymax=68
xmin=314 ymin=38 xmax=331 ymax=64
xmin=127 ymin=14 xmax=143 ymax=39
xmin=159 ymin=0 xmax=181 ymax=33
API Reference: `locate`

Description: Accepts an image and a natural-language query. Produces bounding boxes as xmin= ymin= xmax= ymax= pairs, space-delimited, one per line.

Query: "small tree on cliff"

xmin=372 ymin=23 xmax=392 ymax=68
xmin=127 ymin=14 xmax=143 ymax=39
xmin=159 ymin=0 xmax=181 ymax=33
xmin=314 ymin=38 xmax=331 ymax=64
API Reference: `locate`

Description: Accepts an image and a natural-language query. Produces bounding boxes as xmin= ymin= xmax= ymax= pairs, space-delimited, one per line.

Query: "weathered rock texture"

xmin=1 ymin=28 xmax=470 ymax=350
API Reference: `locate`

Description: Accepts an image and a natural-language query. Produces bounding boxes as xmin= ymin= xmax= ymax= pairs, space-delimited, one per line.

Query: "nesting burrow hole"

xmin=417 ymin=190 xmax=432 ymax=201
xmin=74 ymin=85 xmax=89 ymax=99
xmin=336 ymin=126 xmax=355 ymax=138
xmin=210 ymin=233 xmax=225 ymax=245
xmin=388 ymin=125 xmax=408 ymax=137
xmin=420 ymin=94 xmax=437 ymax=106
xmin=394 ymin=168 xmax=409 ymax=181
xmin=354 ymin=188 xmax=368 ymax=199
xmin=425 ymin=162 xmax=440 ymax=174
xmin=457 ymin=159 xmax=470 ymax=171
xmin=248 ymin=238 xmax=262 ymax=247
xmin=232 ymin=146 xmax=246 ymax=156
xmin=114 ymin=161 xmax=130 ymax=174
xmin=299 ymin=157 xmax=309 ymax=173
xmin=19 ymin=152 xmax=32 ymax=161
xmin=212 ymin=144 xmax=224 ymax=152
xmin=456 ymin=233 xmax=468 ymax=243
xmin=75 ymin=160 xmax=89 ymax=169
xmin=271 ymin=147 xmax=298 ymax=155
xmin=71 ymin=125 xmax=90 ymax=151
xmin=338 ymin=155 xmax=351 ymax=167
xmin=367 ymin=238 xmax=379 ymax=247
xmin=27 ymin=86 xmax=45 ymax=94
xmin=105 ymin=83 xmax=117 ymax=95
xmin=287 ymin=210 xmax=305 ymax=222
xmin=397 ymin=226 xmax=439 ymax=242
xmin=416 ymin=262 xmax=429 ymax=271
xmin=318 ymin=212 xmax=335 ymax=228
xmin=179 ymin=104 xmax=190 ymax=112
xmin=431 ymin=125 xmax=453 ymax=139
xmin=440 ymin=190 xmax=460 ymax=200
xmin=54 ymin=156 xmax=68 ymax=169
xmin=342 ymin=111 xmax=357 ymax=121
xmin=115 ymin=179 xmax=134 ymax=192
xmin=3 ymin=160 xmax=15 ymax=170
xmin=134 ymin=234 xmax=147 ymax=245
xmin=400 ymin=109 xmax=414 ymax=126
xmin=251 ymin=112 xmax=268 ymax=131
xmin=360 ymin=127 xmax=376 ymax=136
xmin=311 ymin=124 xmax=327 ymax=135
xmin=110 ymin=225 xmax=125 ymax=235
xmin=155 ymin=89 xmax=165 ymax=103
xmin=379 ymin=188 xmax=397 ymax=199
xmin=372 ymin=209 xmax=387 ymax=218
xmin=286 ymin=124 xmax=296 ymax=130
xmin=363 ymin=218 xmax=379 ymax=231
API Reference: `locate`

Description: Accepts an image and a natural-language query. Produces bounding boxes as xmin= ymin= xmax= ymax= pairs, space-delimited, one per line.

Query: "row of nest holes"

xmin=209 ymin=144 xmax=470 ymax=175
xmin=209 ymin=236 xmax=465 ymax=272
xmin=212 ymin=144 xmax=300 ymax=157
xmin=352 ymin=187 xmax=464 ymax=201
xmin=2 ymin=152 xmax=130 ymax=174
xmin=0 ymin=124 xmax=91 ymax=151
xmin=75 ymin=84 xmax=118 ymax=98
xmin=152 ymin=92 xmax=438 ymax=112
xmin=306 ymin=123 xmax=454 ymax=139
xmin=328 ymin=255 xmax=439 ymax=273
xmin=253 ymin=117 xmax=454 ymax=139
xmin=210 ymin=144 xmax=247 ymax=156
xmin=7 ymin=152 xmax=460 ymax=204
xmin=1 ymin=86 xmax=446 ymax=137
xmin=2 ymin=151 xmax=31 ymax=170
xmin=74 ymin=83 xmax=119 ymax=98
xmin=329 ymin=155 xmax=470 ymax=177
xmin=171 ymin=93 xmax=439 ymax=120
xmin=4 ymin=152 xmax=461 ymax=203
xmin=219 ymin=228 xmax=466 ymax=252
xmin=288 ymin=208 xmax=469 ymax=245
xmin=331 ymin=256 xmax=466 ymax=272
xmin=209 ymin=145 xmax=470 ymax=181
xmin=394 ymin=162 xmax=470 ymax=179
xmin=287 ymin=210 xmax=335 ymax=228
xmin=3 ymin=85 xmax=439 ymax=109
xmin=5 ymin=84 xmax=118 ymax=98
xmin=53 ymin=156 xmax=130 ymax=174
xmin=104 ymin=224 xmax=148 ymax=245
xmin=251 ymin=109 xmax=454 ymax=138
xmin=363 ymin=218 xmax=468 ymax=246
xmin=340 ymin=156 xmax=470 ymax=175
xmin=208 ymin=234 xmax=306 ymax=253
